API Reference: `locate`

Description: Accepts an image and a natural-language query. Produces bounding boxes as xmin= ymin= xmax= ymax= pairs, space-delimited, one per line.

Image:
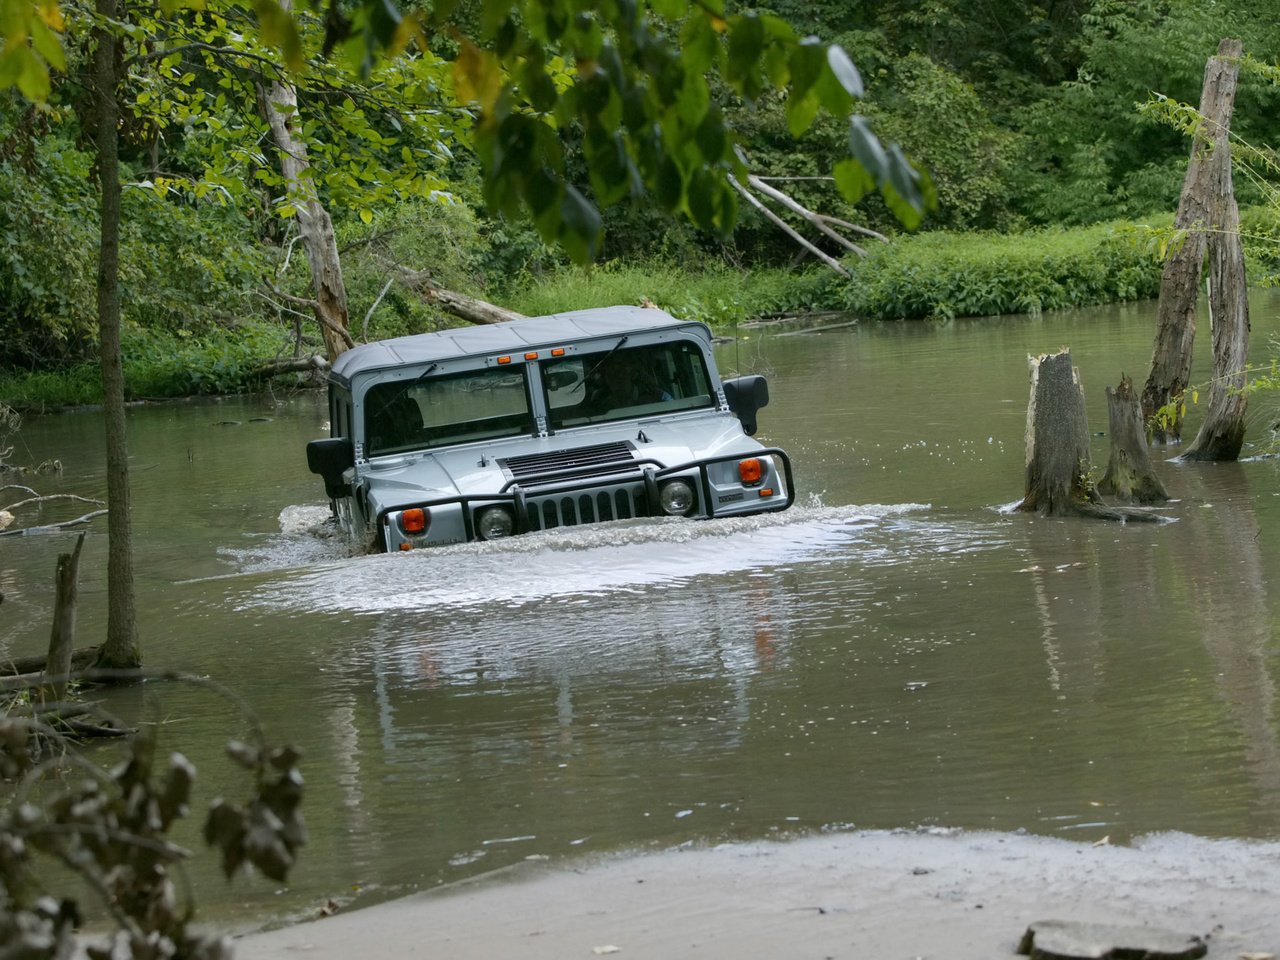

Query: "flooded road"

xmin=3 ymin=294 xmax=1280 ymax=929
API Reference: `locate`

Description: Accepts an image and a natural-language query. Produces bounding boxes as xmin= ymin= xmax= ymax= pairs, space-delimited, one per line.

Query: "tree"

xmin=91 ymin=0 xmax=141 ymax=670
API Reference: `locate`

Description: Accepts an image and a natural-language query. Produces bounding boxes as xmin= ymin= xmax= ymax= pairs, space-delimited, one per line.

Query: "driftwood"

xmin=392 ymin=267 xmax=526 ymax=325
xmin=1016 ymin=350 xmax=1162 ymax=522
xmin=1098 ymin=375 xmax=1169 ymax=503
xmin=0 ymin=508 xmax=108 ymax=537
xmin=252 ymin=354 xmax=330 ymax=378
xmin=2 ymin=645 xmax=101 ymax=678
xmin=1142 ymin=38 xmax=1244 ymax=442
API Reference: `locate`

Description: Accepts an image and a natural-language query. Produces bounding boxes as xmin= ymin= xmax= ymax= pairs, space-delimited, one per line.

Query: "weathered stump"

xmin=1017 ymin=351 xmax=1161 ymax=522
xmin=1179 ymin=197 xmax=1250 ymax=460
xmin=1098 ymin=375 xmax=1169 ymax=503
xmin=1142 ymin=38 xmax=1244 ymax=442
xmin=1017 ymin=350 xmax=1101 ymax=516
xmin=42 ymin=533 xmax=85 ymax=702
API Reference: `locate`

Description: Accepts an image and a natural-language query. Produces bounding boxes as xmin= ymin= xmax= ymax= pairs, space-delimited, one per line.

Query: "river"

xmin=2 ymin=294 xmax=1279 ymax=930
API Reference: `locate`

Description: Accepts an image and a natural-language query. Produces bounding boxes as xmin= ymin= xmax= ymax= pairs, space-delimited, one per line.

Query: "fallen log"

xmin=1 ymin=645 xmax=101 ymax=678
xmin=392 ymin=268 xmax=526 ymax=326
xmin=1098 ymin=375 xmax=1169 ymax=504
xmin=1015 ymin=350 xmax=1162 ymax=522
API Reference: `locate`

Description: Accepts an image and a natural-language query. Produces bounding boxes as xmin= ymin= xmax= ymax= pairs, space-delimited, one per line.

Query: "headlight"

xmin=658 ymin=479 xmax=696 ymax=516
xmin=477 ymin=505 xmax=515 ymax=540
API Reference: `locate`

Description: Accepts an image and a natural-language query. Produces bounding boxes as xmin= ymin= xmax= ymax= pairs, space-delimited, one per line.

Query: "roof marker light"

xmin=551 ymin=348 xmax=566 ymax=357
xmin=497 ymin=355 xmax=511 ymax=364
xmin=524 ymin=352 xmax=539 ymax=361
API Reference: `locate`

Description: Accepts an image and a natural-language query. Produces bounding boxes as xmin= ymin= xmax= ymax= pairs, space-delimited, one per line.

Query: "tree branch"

xmin=729 ymin=176 xmax=851 ymax=276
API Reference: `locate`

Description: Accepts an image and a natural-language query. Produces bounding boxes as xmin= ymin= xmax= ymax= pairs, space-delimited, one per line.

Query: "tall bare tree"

xmin=92 ymin=0 xmax=140 ymax=670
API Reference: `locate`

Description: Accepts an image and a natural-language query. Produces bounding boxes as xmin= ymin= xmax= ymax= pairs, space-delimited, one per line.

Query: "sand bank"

xmin=236 ymin=829 xmax=1280 ymax=959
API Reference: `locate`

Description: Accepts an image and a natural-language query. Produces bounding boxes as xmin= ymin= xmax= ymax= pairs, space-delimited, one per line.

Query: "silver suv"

xmin=306 ymin=305 xmax=794 ymax=552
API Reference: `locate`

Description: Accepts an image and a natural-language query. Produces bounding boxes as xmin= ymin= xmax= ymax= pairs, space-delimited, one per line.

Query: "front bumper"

xmin=376 ymin=448 xmax=794 ymax=551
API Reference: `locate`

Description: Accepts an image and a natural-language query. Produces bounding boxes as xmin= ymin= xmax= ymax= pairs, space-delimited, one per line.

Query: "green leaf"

xmin=832 ymin=157 xmax=874 ymax=204
xmin=825 ymin=45 xmax=864 ymax=99
xmin=251 ymin=0 xmax=304 ymax=73
xmin=725 ymin=14 xmax=764 ymax=100
xmin=785 ymin=90 xmax=819 ymax=138
xmin=359 ymin=208 xmax=373 ymax=224
xmin=846 ymin=114 xmax=887 ymax=180
xmin=558 ymin=186 xmax=602 ymax=263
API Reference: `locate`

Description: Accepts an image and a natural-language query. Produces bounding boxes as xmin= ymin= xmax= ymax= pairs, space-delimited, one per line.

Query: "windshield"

xmin=542 ymin=341 xmax=715 ymax=431
xmin=363 ymin=367 xmax=532 ymax=456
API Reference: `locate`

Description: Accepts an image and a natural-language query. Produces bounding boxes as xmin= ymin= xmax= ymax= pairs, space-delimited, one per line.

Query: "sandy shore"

xmin=235 ymin=829 xmax=1280 ymax=960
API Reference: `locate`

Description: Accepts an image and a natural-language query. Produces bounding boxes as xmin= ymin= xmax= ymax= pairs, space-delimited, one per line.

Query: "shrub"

xmin=829 ymin=222 xmax=1165 ymax=320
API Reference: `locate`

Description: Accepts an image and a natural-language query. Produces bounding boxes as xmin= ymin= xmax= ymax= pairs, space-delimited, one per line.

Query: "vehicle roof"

xmin=329 ymin=305 xmax=711 ymax=385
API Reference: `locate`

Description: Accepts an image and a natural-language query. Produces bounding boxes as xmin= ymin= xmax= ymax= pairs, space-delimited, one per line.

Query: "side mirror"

xmin=722 ymin=375 xmax=770 ymax=436
xmin=307 ymin=437 xmax=354 ymax=499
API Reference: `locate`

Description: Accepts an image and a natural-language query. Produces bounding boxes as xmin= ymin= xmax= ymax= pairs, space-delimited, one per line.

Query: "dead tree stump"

xmin=42 ymin=533 xmax=85 ymax=702
xmin=1141 ymin=38 xmax=1244 ymax=442
xmin=1098 ymin=375 xmax=1169 ymax=503
xmin=1017 ymin=351 xmax=1101 ymax=516
xmin=1179 ymin=198 xmax=1250 ymax=460
xmin=1017 ymin=351 xmax=1161 ymax=522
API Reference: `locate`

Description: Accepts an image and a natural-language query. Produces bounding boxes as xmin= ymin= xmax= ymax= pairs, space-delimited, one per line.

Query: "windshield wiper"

xmin=371 ymin=362 xmax=437 ymax=422
xmin=573 ymin=336 xmax=629 ymax=393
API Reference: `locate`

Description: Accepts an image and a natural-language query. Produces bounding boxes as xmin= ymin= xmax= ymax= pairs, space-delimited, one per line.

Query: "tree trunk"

xmin=1098 ymin=375 xmax=1168 ymax=503
xmin=1141 ymin=38 xmax=1243 ymax=442
xmin=43 ymin=533 xmax=85 ymax=701
xmin=1017 ymin=350 xmax=1100 ymax=516
xmin=93 ymin=0 xmax=141 ymax=672
xmin=1179 ymin=179 xmax=1250 ymax=461
xmin=258 ymin=48 xmax=353 ymax=363
xmin=1016 ymin=351 xmax=1160 ymax=522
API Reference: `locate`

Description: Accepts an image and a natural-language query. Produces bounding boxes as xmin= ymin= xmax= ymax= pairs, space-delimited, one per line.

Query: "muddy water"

xmin=3 ymin=294 xmax=1280 ymax=929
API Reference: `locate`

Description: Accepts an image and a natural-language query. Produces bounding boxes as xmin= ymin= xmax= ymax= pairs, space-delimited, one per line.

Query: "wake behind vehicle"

xmin=306 ymin=305 xmax=794 ymax=552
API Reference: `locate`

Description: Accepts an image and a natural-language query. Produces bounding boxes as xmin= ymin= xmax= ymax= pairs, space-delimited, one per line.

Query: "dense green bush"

xmin=506 ymin=260 xmax=834 ymax=328
xmin=830 ymin=222 xmax=1164 ymax=320
xmin=0 ymin=321 xmax=296 ymax=408
xmin=0 ymin=115 xmax=271 ymax=370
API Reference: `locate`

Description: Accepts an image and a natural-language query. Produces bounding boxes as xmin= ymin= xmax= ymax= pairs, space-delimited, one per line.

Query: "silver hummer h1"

xmin=306 ymin=305 xmax=793 ymax=552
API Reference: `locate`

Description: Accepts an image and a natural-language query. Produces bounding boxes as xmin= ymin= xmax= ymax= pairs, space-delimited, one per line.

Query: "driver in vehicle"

xmin=592 ymin=350 xmax=672 ymax=409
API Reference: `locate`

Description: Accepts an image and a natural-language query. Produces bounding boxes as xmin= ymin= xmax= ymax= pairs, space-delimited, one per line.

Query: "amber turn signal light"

xmin=738 ymin=458 xmax=763 ymax=484
xmin=401 ymin=508 xmax=428 ymax=533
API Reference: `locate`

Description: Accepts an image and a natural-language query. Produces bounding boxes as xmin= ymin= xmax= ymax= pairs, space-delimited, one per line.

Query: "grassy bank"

xmin=9 ymin=212 xmax=1277 ymax=409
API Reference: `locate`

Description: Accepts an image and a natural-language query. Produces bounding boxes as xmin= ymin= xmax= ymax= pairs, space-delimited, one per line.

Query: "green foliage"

xmin=831 ymin=222 xmax=1163 ymax=321
xmin=507 ymin=260 xmax=833 ymax=328
xmin=0 ymin=106 xmax=272 ymax=369
xmin=860 ymin=53 xmax=1019 ymax=231
xmin=0 ymin=321 xmax=297 ymax=406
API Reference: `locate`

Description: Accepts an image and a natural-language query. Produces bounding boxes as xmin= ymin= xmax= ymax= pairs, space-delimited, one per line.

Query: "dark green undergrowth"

xmin=0 ymin=321 xmax=296 ymax=409
xmin=829 ymin=220 xmax=1168 ymax=321
xmin=505 ymin=260 xmax=833 ymax=328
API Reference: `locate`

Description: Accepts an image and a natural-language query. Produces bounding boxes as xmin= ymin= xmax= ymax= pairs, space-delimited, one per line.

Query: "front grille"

xmin=500 ymin=441 xmax=637 ymax=486
xmin=524 ymin=484 xmax=650 ymax=531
